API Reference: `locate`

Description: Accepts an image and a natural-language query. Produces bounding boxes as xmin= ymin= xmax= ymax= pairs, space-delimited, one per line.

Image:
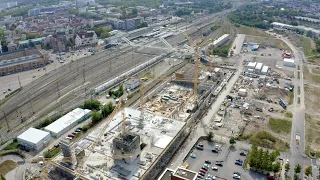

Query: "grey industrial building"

xmin=17 ymin=127 xmax=51 ymax=151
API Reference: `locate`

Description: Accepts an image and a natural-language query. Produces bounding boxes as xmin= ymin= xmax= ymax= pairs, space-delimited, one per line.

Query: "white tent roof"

xmin=18 ymin=127 xmax=50 ymax=144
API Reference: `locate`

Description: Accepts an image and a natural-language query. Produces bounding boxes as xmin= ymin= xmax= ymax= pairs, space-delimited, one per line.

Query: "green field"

xmin=268 ymin=118 xmax=292 ymax=134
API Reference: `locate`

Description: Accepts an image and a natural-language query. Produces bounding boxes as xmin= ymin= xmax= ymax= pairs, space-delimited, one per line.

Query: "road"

xmin=280 ymin=36 xmax=311 ymax=179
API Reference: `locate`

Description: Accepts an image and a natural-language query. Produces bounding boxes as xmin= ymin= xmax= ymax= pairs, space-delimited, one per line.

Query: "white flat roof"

xmin=213 ymin=34 xmax=229 ymax=45
xmin=255 ymin=63 xmax=263 ymax=70
xmin=44 ymin=108 xmax=91 ymax=134
xmin=248 ymin=62 xmax=257 ymax=67
xmin=261 ymin=66 xmax=269 ymax=72
xmin=18 ymin=127 xmax=50 ymax=144
xmin=283 ymin=58 xmax=294 ymax=63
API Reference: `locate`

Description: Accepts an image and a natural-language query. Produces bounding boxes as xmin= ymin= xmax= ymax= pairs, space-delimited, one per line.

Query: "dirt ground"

xmin=238 ymin=26 xmax=269 ymax=37
xmin=244 ymin=36 xmax=290 ymax=51
xmin=0 ymin=160 xmax=17 ymax=175
xmin=304 ymin=65 xmax=320 ymax=84
xmin=308 ymin=58 xmax=320 ymax=65
xmin=311 ymin=67 xmax=320 ymax=74
xmin=305 ymin=114 xmax=320 ymax=157
xmin=304 ymin=86 xmax=320 ymax=114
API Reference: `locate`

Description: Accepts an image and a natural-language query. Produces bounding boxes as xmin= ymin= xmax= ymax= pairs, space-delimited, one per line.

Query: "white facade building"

xmin=255 ymin=63 xmax=263 ymax=73
xmin=283 ymin=58 xmax=295 ymax=67
xmin=74 ymin=31 xmax=98 ymax=48
xmin=213 ymin=34 xmax=230 ymax=48
xmin=238 ymin=88 xmax=247 ymax=97
xmin=17 ymin=127 xmax=51 ymax=151
xmin=261 ymin=66 xmax=269 ymax=75
xmin=44 ymin=108 xmax=91 ymax=137
xmin=247 ymin=62 xmax=257 ymax=69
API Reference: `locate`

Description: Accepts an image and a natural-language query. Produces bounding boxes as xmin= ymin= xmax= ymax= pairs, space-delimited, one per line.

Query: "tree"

xmin=91 ymin=111 xmax=103 ymax=124
xmin=0 ymin=174 xmax=6 ymax=180
xmin=285 ymin=163 xmax=290 ymax=172
xmin=207 ymin=132 xmax=214 ymax=141
xmin=102 ymin=102 xmax=114 ymax=117
xmin=131 ymin=8 xmax=138 ymax=15
xmin=83 ymin=100 xmax=101 ymax=111
xmin=26 ymin=33 xmax=42 ymax=40
xmin=306 ymin=30 xmax=313 ymax=38
xmin=294 ymin=164 xmax=301 ymax=174
xmin=305 ymin=166 xmax=312 ymax=176
xmin=229 ymin=137 xmax=236 ymax=146
xmin=273 ymin=162 xmax=281 ymax=173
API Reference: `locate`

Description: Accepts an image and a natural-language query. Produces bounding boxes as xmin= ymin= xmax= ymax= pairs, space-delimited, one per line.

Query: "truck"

xmin=295 ymin=133 xmax=300 ymax=146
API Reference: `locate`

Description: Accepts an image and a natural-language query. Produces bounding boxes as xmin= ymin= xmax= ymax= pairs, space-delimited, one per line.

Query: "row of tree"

xmin=228 ymin=4 xmax=301 ymax=29
xmin=247 ymin=145 xmax=281 ymax=172
xmin=82 ymin=100 xmax=115 ymax=131
xmin=108 ymin=85 xmax=124 ymax=98
xmin=94 ymin=27 xmax=112 ymax=39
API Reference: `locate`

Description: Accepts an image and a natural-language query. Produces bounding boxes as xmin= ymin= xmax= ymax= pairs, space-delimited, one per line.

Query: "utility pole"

xmin=18 ymin=76 xmax=22 ymax=89
xmin=2 ymin=110 xmax=10 ymax=132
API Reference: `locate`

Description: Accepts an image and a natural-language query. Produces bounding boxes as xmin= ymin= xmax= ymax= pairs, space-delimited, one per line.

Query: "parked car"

xmin=48 ymin=146 xmax=56 ymax=152
xmin=255 ymin=107 xmax=263 ymax=112
xmin=54 ymin=143 xmax=60 ymax=148
xmin=190 ymin=153 xmax=197 ymax=158
xmin=215 ymin=161 xmax=223 ymax=167
xmin=240 ymin=151 xmax=247 ymax=156
xmin=201 ymin=165 xmax=209 ymax=171
xmin=212 ymin=166 xmax=218 ymax=171
xmin=212 ymin=149 xmax=219 ymax=153
xmin=199 ymin=169 xmax=207 ymax=174
xmin=68 ymin=134 xmax=75 ymax=138
xmin=196 ymin=146 xmax=204 ymax=150
xmin=66 ymin=136 xmax=73 ymax=140
xmin=72 ymin=132 xmax=78 ymax=135
xmin=199 ymin=172 xmax=205 ymax=176
xmin=233 ymin=174 xmax=241 ymax=179
xmin=198 ymin=144 xmax=204 ymax=147
xmin=205 ymin=160 xmax=212 ymax=164
xmin=235 ymin=161 xmax=243 ymax=166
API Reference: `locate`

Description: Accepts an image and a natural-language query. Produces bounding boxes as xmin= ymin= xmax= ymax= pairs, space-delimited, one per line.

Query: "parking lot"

xmin=185 ymin=140 xmax=267 ymax=180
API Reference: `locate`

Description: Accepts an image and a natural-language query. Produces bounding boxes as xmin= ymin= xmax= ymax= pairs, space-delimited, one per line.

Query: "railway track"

xmin=0 ymin=45 xmax=157 ymax=140
xmin=0 ymin=11 xmax=235 ymax=142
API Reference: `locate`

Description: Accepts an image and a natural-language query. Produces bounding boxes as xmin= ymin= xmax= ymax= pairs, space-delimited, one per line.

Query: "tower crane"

xmin=78 ymin=98 xmax=124 ymax=169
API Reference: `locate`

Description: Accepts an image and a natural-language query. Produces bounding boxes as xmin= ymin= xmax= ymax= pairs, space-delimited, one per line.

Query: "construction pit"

xmin=142 ymin=63 xmax=235 ymax=122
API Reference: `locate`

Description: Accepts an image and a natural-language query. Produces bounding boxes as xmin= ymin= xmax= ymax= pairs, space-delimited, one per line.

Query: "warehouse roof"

xmin=17 ymin=127 xmax=50 ymax=144
xmin=261 ymin=66 xmax=269 ymax=73
xmin=283 ymin=58 xmax=294 ymax=63
xmin=255 ymin=63 xmax=263 ymax=70
xmin=44 ymin=108 xmax=91 ymax=135
xmin=247 ymin=62 xmax=257 ymax=68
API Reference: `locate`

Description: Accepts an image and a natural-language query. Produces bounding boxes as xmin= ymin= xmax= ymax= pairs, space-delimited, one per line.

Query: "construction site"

xmin=28 ymin=30 xmax=237 ymax=180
